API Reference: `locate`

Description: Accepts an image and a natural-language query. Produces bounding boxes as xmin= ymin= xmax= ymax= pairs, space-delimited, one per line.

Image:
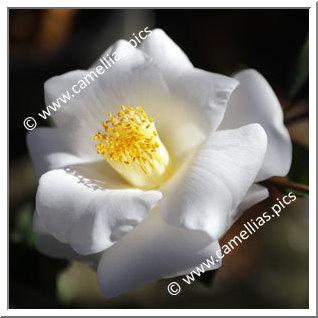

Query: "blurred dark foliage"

xmin=9 ymin=9 xmax=309 ymax=309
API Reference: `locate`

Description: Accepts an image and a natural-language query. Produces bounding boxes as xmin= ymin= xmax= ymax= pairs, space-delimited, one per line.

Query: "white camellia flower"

xmin=27 ymin=29 xmax=292 ymax=298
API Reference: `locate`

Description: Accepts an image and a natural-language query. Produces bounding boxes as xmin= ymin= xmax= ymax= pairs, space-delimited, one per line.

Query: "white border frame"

xmin=3 ymin=1 xmax=316 ymax=316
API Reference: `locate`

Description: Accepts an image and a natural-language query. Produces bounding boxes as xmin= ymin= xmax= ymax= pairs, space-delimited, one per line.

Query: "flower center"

xmin=94 ymin=105 xmax=170 ymax=189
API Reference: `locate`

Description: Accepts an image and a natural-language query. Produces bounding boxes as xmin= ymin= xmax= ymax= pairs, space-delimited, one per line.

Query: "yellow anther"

xmin=94 ymin=105 xmax=170 ymax=189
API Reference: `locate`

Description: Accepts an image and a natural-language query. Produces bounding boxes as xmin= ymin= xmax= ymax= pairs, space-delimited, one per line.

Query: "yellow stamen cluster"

xmin=94 ymin=105 xmax=170 ymax=188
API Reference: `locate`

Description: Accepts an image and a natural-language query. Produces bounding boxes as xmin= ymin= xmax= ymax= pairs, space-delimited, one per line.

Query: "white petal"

xmin=140 ymin=29 xmax=193 ymax=80
xmin=27 ymin=127 xmax=89 ymax=179
xmin=33 ymin=209 xmax=49 ymax=235
xmin=97 ymin=208 xmax=221 ymax=297
xmin=90 ymin=39 xmax=145 ymax=69
xmin=167 ymin=68 xmax=239 ymax=138
xmin=35 ymin=167 xmax=162 ymax=255
xmin=129 ymin=69 xmax=238 ymax=161
xmin=159 ymin=124 xmax=267 ymax=240
xmin=140 ymin=29 xmax=238 ymax=157
xmin=36 ymin=234 xmax=101 ymax=269
xmin=231 ymin=184 xmax=269 ymax=221
xmin=219 ymin=69 xmax=292 ymax=181
xmin=44 ymin=40 xmax=147 ymax=128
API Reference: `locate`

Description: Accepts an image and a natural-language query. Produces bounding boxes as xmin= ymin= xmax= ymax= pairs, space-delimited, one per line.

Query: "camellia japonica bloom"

xmin=27 ymin=29 xmax=292 ymax=297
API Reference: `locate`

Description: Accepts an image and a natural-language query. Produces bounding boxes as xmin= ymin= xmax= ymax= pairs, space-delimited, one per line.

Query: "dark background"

xmin=9 ymin=9 xmax=309 ymax=309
